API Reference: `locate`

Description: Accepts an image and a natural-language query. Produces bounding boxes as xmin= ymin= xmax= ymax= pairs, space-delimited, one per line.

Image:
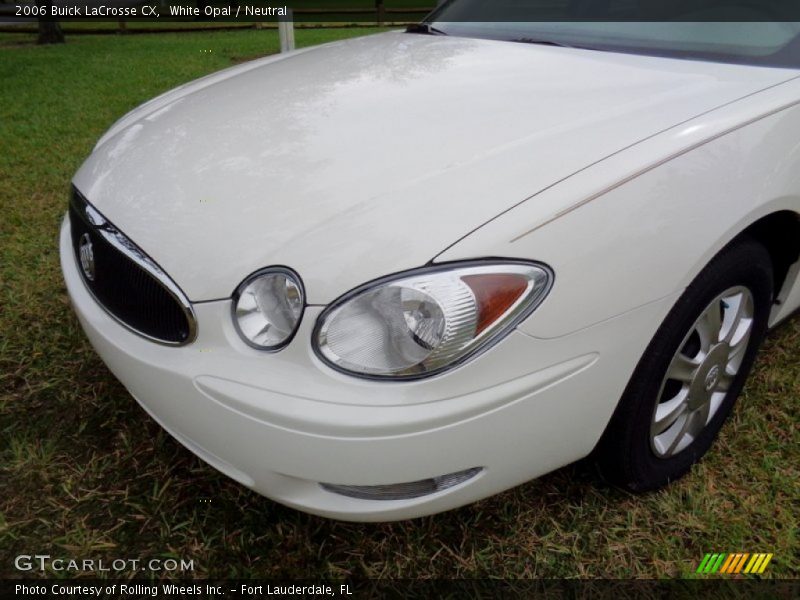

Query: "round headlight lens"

xmin=314 ymin=262 xmax=552 ymax=379
xmin=233 ymin=268 xmax=304 ymax=350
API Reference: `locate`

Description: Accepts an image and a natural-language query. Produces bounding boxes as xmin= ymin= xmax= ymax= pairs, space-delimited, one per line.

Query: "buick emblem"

xmin=705 ymin=365 xmax=720 ymax=392
xmin=78 ymin=233 xmax=96 ymax=281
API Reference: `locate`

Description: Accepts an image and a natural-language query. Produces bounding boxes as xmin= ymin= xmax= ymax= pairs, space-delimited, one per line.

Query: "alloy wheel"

xmin=650 ymin=286 xmax=755 ymax=458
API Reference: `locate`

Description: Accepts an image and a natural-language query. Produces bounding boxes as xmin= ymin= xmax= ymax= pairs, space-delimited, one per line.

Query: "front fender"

xmin=436 ymin=78 xmax=800 ymax=339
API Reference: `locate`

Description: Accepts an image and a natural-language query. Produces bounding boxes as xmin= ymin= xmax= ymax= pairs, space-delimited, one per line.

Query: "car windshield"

xmin=421 ymin=1 xmax=800 ymax=68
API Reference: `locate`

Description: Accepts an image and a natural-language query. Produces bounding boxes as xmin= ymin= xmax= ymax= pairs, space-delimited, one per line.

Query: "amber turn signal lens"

xmin=461 ymin=274 xmax=529 ymax=335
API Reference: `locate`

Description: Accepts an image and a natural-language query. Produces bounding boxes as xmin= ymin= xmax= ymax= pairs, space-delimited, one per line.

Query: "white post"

xmin=279 ymin=9 xmax=295 ymax=53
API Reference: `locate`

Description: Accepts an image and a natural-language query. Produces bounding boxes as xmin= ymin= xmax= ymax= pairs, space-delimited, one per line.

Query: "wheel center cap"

xmin=688 ymin=343 xmax=730 ymax=409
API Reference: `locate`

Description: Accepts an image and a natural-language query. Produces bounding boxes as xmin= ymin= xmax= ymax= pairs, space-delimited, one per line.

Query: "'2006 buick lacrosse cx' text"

xmin=61 ymin=3 xmax=800 ymax=520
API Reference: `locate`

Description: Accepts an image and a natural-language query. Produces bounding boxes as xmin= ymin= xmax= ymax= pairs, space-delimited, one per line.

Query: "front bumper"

xmin=60 ymin=216 xmax=675 ymax=521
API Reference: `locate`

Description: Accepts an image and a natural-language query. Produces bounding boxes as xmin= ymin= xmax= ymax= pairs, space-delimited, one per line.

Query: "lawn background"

xmin=0 ymin=28 xmax=798 ymax=579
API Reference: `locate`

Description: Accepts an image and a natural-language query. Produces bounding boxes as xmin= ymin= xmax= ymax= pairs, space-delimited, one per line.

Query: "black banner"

xmin=5 ymin=1 xmax=800 ymax=24
xmin=3 ymin=579 xmax=800 ymax=600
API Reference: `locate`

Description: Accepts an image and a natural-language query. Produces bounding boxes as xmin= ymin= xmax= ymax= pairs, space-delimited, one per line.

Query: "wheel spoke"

xmin=728 ymin=330 xmax=750 ymax=363
xmin=664 ymin=412 xmax=693 ymax=456
xmin=717 ymin=369 xmax=734 ymax=392
xmin=722 ymin=292 xmax=753 ymax=346
xmin=708 ymin=391 xmax=725 ymax=422
xmin=666 ymin=353 xmax=700 ymax=383
xmin=652 ymin=388 xmax=689 ymax=436
xmin=691 ymin=401 xmax=711 ymax=434
xmin=730 ymin=317 xmax=754 ymax=348
xmin=696 ymin=303 xmax=723 ymax=351
xmin=728 ymin=328 xmax=753 ymax=374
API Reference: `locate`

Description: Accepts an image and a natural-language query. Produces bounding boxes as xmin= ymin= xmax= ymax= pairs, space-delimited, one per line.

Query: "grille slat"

xmin=69 ymin=189 xmax=196 ymax=345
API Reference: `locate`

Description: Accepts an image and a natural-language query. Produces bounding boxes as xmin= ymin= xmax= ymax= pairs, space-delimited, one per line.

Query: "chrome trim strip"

xmin=320 ymin=467 xmax=484 ymax=501
xmin=69 ymin=188 xmax=198 ymax=346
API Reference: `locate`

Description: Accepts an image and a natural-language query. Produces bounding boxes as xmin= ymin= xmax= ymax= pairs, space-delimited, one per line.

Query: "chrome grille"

xmin=69 ymin=188 xmax=196 ymax=345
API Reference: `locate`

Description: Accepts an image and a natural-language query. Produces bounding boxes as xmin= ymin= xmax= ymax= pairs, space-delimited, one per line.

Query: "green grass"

xmin=1 ymin=29 xmax=798 ymax=580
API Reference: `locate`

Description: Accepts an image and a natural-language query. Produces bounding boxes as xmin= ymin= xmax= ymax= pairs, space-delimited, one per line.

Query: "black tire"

xmin=594 ymin=237 xmax=774 ymax=492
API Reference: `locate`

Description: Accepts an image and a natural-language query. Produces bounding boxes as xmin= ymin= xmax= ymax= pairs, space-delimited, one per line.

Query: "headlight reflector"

xmin=314 ymin=261 xmax=552 ymax=379
xmin=233 ymin=268 xmax=304 ymax=350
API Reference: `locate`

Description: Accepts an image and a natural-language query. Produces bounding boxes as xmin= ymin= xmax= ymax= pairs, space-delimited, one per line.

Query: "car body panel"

xmin=774 ymin=262 xmax=800 ymax=324
xmin=61 ymin=218 xmax=681 ymax=520
xmin=63 ymin=32 xmax=800 ymax=521
xmin=437 ymin=78 xmax=800 ymax=337
xmin=72 ymin=31 xmax=796 ymax=303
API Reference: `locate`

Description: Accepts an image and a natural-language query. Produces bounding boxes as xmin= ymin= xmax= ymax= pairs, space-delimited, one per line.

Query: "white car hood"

xmin=72 ymin=31 xmax=794 ymax=303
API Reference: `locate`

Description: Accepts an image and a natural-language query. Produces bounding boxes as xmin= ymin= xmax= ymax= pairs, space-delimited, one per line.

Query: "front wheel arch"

xmin=592 ymin=236 xmax=774 ymax=492
xmin=739 ymin=210 xmax=800 ymax=305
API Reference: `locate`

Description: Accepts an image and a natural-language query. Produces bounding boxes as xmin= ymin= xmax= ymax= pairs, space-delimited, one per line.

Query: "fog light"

xmin=320 ymin=467 xmax=482 ymax=501
xmin=232 ymin=267 xmax=304 ymax=351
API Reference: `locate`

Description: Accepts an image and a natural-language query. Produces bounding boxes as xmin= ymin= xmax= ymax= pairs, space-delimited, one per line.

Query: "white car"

xmin=61 ymin=15 xmax=800 ymax=521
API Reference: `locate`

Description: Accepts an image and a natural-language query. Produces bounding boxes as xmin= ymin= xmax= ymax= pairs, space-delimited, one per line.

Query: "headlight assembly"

xmin=313 ymin=261 xmax=552 ymax=380
xmin=233 ymin=267 xmax=304 ymax=351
